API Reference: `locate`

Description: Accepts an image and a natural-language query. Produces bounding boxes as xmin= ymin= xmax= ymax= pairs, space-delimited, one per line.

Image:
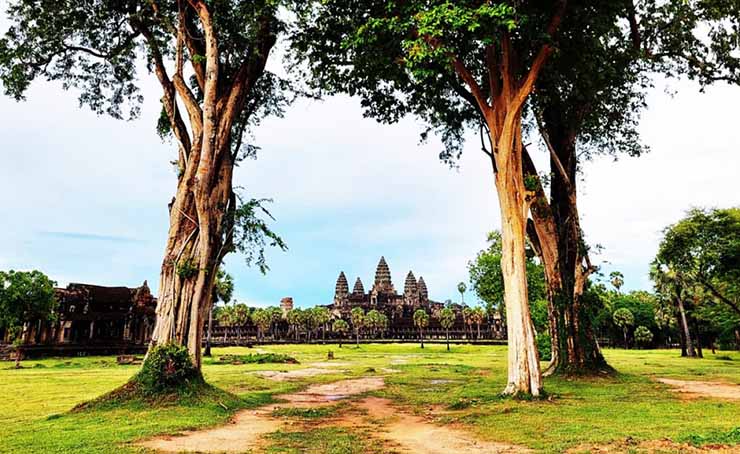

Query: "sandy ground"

xmin=657 ymin=378 xmax=740 ymax=400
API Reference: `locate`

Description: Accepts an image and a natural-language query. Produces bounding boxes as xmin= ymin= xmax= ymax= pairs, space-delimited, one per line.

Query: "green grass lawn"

xmin=1 ymin=345 xmax=739 ymax=454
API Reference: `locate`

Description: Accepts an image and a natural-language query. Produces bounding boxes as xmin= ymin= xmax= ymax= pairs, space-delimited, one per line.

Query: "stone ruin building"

xmin=327 ymin=256 xmax=504 ymax=339
xmin=1 ymin=281 xmax=157 ymax=357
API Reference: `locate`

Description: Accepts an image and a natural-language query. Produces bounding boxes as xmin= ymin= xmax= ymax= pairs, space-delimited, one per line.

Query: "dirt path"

xmin=657 ymin=378 xmax=740 ymax=400
xmin=347 ymin=397 xmax=531 ymax=454
xmin=139 ymin=376 xmax=528 ymax=454
xmin=138 ymin=378 xmax=384 ymax=453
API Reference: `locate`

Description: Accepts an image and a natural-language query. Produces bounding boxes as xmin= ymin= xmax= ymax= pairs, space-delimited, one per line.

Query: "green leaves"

xmin=0 ymin=270 xmax=57 ymax=333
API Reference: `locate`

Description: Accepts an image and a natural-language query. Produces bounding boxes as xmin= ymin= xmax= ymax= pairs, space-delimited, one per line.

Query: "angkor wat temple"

xmin=326 ymin=257 xmax=504 ymax=339
xmin=0 ymin=282 xmax=156 ymax=358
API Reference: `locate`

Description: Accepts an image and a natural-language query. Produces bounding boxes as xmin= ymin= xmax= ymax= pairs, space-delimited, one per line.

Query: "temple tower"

xmin=372 ymin=256 xmax=395 ymax=294
xmin=352 ymin=277 xmax=365 ymax=295
xmin=335 ymin=271 xmax=349 ymax=306
xmin=417 ymin=276 xmax=429 ymax=302
xmin=404 ymin=271 xmax=419 ymax=306
xmin=370 ymin=256 xmax=395 ymax=305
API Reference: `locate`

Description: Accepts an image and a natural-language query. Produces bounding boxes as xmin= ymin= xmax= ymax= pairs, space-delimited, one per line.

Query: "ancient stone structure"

xmin=327 ymin=257 xmax=504 ymax=339
xmin=280 ymin=297 xmax=294 ymax=316
xmin=2 ymin=281 xmax=157 ymax=357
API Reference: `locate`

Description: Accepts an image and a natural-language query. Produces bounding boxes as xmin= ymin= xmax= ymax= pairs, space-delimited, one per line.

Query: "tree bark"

xmin=676 ymin=296 xmax=696 ymax=357
xmin=524 ymin=115 xmax=609 ymax=375
xmin=143 ymin=3 xmax=277 ymax=372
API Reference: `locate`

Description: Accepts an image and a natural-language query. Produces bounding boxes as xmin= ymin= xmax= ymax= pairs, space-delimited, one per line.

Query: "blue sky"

xmin=1 ymin=52 xmax=739 ymax=307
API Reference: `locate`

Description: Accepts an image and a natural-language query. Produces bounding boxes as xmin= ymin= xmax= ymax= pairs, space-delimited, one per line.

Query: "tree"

xmin=457 ymin=282 xmax=467 ymax=305
xmin=438 ymin=308 xmax=456 ymax=351
xmin=205 ymin=269 xmax=234 ymax=357
xmin=302 ymin=309 xmax=316 ymax=342
xmin=0 ymin=270 xmax=57 ymax=368
xmin=651 ymin=264 xmax=697 ymax=357
xmin=232 ymin=303 xmax=250 ymax=345
xmin=312 ymin=307 xmax=331 ymax=343
xmin=610 ymin=272 xmax=625 ymax=293
xmin=293 ymin=0 xmax=573 ymax=397
xmin=0 ymin=0 xmax=292 ymax=371
xmin=413 ymin=309 xmax=430 ymax=349
xmin=378 ymin=313 xmax=389 ymax=338
xmin=469 ymin=232 xmax=547 ymax=310
xmin=351 ymin=307 xmax=365 ymax=347
xmin=269 ymin=307 xmax=283 ymax=340
xmin=471 ymin=307 xmax=486 ymax=340
xmin=251 ymin=308 xmax=271 ymax=342
xmin=462 ymin=307 xmax=474 ymax=340
xmin=366 ymin=310 xmax=382 ymax=338
xmin=216 ymin=305 xmax=235 ymax=343
xmin=286 ymin=308 xmax=304 ymax=341
xmin=333 ymin=319 xmax=349 ymax=348
xmin=634 ymin=326 xmax=653 ymax=349
xmin=613 ymin=308 xmax=634 ymax=349
xmin=656 ymin=208 xmax=740 ymax=318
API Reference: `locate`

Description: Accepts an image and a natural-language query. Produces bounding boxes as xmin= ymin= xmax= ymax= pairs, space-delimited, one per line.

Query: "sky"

xmin=0 ymin=42 xmax=738 ymax=308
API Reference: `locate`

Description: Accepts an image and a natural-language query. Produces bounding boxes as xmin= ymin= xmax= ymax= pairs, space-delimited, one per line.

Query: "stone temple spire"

xmin=374 ymin=256 xmax=392 ymax=286
xmin=352 ymin=277 xmax=365 ymax=295
xmin=335 ymin=271 xmax=349 ymax=298
xmin=417 ymin=276 xmax=428 ymax=300
xmin=372 ymin=256 xmax=395 ymax=295
xmin=404 ymin=271 xmax=418 ymax=297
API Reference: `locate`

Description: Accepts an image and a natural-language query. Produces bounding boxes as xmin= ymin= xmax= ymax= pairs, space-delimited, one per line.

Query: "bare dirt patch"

xmin=139 ymin=377 xmax=528 ymax=454
xmin=254 ymin=367 xmax=344 ymax=381
xmin=657 ymin=378 xmax=740 ymax=400
xmin=340 ymin=397 xmax=532 ymax=454
xmin=139 ymin=408 xmax=282 ymax=453
xmin=567 ymin=438 xmax=740 ymax=453
xmin=275 ymin=377 xmax=385 ymax=407
xmin=138 ymin=377 xmax=385 ymax=453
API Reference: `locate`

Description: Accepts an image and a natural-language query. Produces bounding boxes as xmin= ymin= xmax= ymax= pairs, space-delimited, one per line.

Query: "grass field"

xmin=1 ymin=344 xmax=739 ymax=453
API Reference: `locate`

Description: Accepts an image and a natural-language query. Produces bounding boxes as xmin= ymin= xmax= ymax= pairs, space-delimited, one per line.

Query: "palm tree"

xmin=286 ymin=308 xmax=303 ymax=341
xmin=610 ymin=271 xmax=625 ymax=293
xmin=413 ymin=309 xmax=430 ymax=349
xmin=613 ymin=308 xmax=634 ymax=348
xmin=437 ymin=307 xmax=455 ymax=351
xmin=351 ymin=307 xmax=365 ymax=347
xmin=252 ymin=308 xmax=271 ymax=343
xmin=378 ymin=313 xmax=389 ymax=338
xmin=313 ymin=307 xmax=331 ymax=343
xmin=472 ymin=307 xmax=485 ymax=339
xmin=269 ymin=307 xmax=282 ymax=340
xmin=366 ymin=309 xmax=382 ymax=338
xmin=333 ymin=319 xmax=349 ymax=348
xmin=216 ymin=305 xmax=236 ymax=343
xmin=233 ymin=303 xmax=250 ymax=345
xmin=462 ymin=307 xmax=473 ymax=339
xmin=457 ymin=282 xmax=467 ymax=304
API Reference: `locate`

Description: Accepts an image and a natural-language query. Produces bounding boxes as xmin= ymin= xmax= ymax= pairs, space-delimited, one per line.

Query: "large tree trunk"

xmin=524 ymin=116 xmax=609 ymax=375
xmin=149 ymin=159 xmax=231 ymax=369
xmin=494 ymin=123 xmax=543 ymax=397
xmin=143 ymin=3 xmax=277 ymax=372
